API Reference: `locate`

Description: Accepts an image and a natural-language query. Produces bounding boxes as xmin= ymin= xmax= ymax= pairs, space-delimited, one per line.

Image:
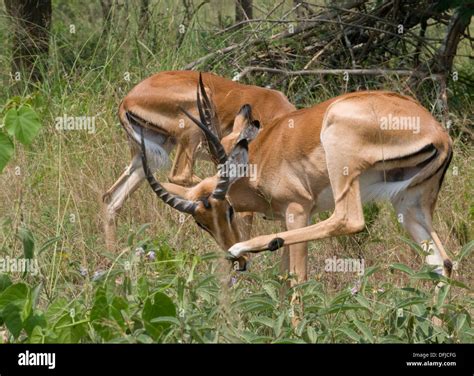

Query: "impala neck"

xmin=228 ymin=177 xmax=267 ymax=213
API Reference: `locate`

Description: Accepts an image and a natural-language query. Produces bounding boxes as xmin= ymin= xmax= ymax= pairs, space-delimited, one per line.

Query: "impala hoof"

xmin=267 ymin=237 xmax=284 ymax=252
xmin=228 ymin=243 xmax=250 ymax=258
xmin=225 ymin=252 xmax=238 ymax=261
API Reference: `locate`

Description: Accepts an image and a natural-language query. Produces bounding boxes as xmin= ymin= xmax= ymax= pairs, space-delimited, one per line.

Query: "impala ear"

xmin=222 ymin=138 xmax=250 ymax=186
xmin=221 ymin=104 xmax=260 ymax=153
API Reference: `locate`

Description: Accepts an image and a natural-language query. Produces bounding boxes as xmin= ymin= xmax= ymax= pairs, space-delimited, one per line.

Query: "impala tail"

xmin=359 ymin=135 xmax=453 ymax=204
xmin=120 ymin=106 xmax=173 ymax=171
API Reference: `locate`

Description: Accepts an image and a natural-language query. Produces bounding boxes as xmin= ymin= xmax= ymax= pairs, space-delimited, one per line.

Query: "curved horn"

xmin=139 ymin=127 xmax=196 ymax=214
xmin=212 ymin=139 xmax=249 ymax=200
xmin=179 ymin=73 xmax=227 ymax=165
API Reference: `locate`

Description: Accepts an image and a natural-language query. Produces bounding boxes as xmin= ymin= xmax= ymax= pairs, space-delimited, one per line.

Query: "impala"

xmin=138 ymin=75 xmax=453 ymax=292
xmin=103 ymin=70 xmax=295 ymax=250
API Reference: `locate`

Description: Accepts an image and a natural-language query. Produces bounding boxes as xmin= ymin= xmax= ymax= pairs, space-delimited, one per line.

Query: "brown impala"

xmin=103 ymin=71 xmax=295 ymax=250
xmin=138 ymin=75 xmax=453 ymax=292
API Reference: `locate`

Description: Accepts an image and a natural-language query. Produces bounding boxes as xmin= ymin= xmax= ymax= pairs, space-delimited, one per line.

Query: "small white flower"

xmin=135 ymin=247 xmax=145 ymax=257
xmin=79 ymin=266 xmax=88 ymax=277
xmin=92 ymin=269 xmax=105 ymax=281
xmin=147 ymin=251 xmax=156 ymax=261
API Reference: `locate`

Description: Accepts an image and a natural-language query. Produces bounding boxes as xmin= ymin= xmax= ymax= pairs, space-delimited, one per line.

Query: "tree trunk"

xmin=139 ymin=0 xmax=150 ymax=36
xmin=4 ymin=0 xmax=52 ymax=83
xmin=235 ymin=0 xmax=252 ymax=23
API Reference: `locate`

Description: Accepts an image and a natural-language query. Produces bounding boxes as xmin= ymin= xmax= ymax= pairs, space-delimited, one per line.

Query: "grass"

xmin=0 ymin=0 xmax=472 ymax=343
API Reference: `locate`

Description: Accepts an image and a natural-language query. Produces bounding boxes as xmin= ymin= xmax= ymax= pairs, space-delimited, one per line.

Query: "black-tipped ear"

xmin=238 ymin=104 xmax=252 ymax=119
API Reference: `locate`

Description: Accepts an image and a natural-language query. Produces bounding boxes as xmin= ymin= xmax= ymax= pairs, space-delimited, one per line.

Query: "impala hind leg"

xmin=103 ymin=154 xmax=146 ymax=251
xmin=392 ymin=181 xmax=453 ymax=327
xmin=391 ymin=185 xmax=452 ymax=278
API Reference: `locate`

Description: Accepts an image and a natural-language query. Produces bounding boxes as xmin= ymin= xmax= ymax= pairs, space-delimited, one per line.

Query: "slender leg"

xmin=168 ymin=139 xmax=201 ymax=186
xmin=391 ymin=184 xmax=452 ymax=278
xmin=285 ymin=203 xmax=309 ymax=326
xmin=103 ymin=154 xmax=145 ymax=251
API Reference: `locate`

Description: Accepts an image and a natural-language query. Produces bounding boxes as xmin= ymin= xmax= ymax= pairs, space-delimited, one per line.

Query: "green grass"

xmin=0 ymin=1 xmax=472 ymax=343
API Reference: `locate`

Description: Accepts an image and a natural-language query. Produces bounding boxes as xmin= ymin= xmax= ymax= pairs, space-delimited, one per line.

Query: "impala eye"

xmin=227 ymin=206 xmax=234 ymax=222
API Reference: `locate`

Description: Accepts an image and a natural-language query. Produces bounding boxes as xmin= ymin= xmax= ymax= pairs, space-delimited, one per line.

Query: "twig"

xmin=233 ymin=66 xmax=439 ymax=81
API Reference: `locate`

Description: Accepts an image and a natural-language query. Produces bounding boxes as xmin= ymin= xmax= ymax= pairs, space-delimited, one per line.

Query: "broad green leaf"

xmin=262 ymin=283 xmax=278 ymax=302
xmin=4 ymin=106 xmax=42 ymax=145
xmin=251 ymin=316 xmax=274 ymax=329
xmin=0 ymin=132 xmax=14 ymax=172
xmin=0 ymin=283 xmax=29 ymax=311
xmin=353 ymin=320 xmax=374 ymax=343
xmin=457 ymin=240 xmax=474 ymax=262
xmin=28 ymin=325 xmax=45 ymax=344
xmin=0 ymin=274 xmax=12 ymax=294
xmin=3 ymin=303 xmax=23 ymax=338
xmin=90 ymin=287 xmax=113 ymax=341
xmin=24 ymin=312 xmax=47 ymax=336
xmin=142 ymin=292 xmax=176 ymax=340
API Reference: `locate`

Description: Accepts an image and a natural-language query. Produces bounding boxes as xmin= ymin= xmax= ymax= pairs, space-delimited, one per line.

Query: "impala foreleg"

xmin=228 ymin=178 xmax=365 ymax=259
xmin=168 ymin=136 xmax=202 ymax=186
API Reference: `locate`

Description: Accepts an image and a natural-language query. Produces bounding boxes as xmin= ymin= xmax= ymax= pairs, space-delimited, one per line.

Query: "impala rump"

xmin=125 ymin=111 xmax=174 ymax=170
xmin=316 ymin=141 xmax=452 ymax=211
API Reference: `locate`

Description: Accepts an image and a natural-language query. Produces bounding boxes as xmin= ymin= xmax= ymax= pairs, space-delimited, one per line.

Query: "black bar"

xmin=0 ymin=344 xmax=472 ymax=375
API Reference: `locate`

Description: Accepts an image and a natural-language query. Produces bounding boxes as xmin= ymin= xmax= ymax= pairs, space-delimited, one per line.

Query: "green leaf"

xmin=390 ymin=263 xmax=414 ymax=276
xmin=150 ymin=316 xmax=181 ymax=326
xmin=142 ymin=292 xmax=176 ymax=340
xmin=0 ymin=274 xmax=12 ymax=294
xmin=0 ymin=132 xmax=14 ymax=172
xmin=353 ymin=320 xmax=374 ymax=343
xmin=24 ymin=312 xmax=47 ymax=336
xmin=436 ymin=285 xmax=450 ymax=310
xmin=251 ymin=316 xmax=274 ymax=329
xmin=306 ymin=326 xmax=318 ymax=343
xmin=3 ymin=304 xmax=23 ymax=338
xmin=262 ymin=283 xmax=278 ymax=302
xmin=4 ymin=106 xmax=42 ymax=145
xmin=396 ymin=298 xmax=428 ymax=309
xmin=363 ymin=265 xmax=380 ymax=278
xmin=19 ymin=226 xmax=35 ymax=260
xmin=0 ymin=283 xmax=29 ymax=311
xmin=455 ymin=314 xmax=467 ymax=334
xmin=399 ymin=236 xmax=426 ymax=258
xmin=90 ymin=287 xmax=113 ymax=341
xmin=39 ymin=236 xmax=61 ymax=255
xmin=457 ymin=240 xmax=474 ymax=262
xmin=337 ymin=326 xmax=361 ymax=342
